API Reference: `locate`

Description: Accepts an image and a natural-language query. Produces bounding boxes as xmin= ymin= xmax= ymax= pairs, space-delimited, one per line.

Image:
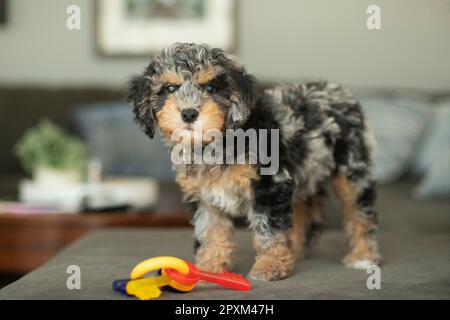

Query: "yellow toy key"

xmin=126 ymin=275 xmax=172 ymax=300
xmin=135 ymin=286 xmax=162 ymax=300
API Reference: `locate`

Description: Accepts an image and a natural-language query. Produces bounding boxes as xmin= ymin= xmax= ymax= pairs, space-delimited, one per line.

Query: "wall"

xmin=0 ymin=0 xmax=449 ymax=90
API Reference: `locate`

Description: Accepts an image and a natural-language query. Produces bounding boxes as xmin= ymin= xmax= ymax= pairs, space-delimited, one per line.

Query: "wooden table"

xmin=0 ymin=212 xmax=190 ymax=274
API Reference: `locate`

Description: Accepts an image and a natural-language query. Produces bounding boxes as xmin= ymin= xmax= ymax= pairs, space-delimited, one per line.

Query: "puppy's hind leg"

xmin=290 ymin=197 xmax=323 ymax=260
xmin=333 ymin=173 xmax=382 ymax=269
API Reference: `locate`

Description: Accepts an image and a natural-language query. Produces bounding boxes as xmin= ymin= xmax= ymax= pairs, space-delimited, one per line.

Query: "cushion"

xmin=73 ymin=103 xmax=175 ymax=182
xmin=359 ymin=97 xmax=431 ymax=183
xmin=412 ymin=101 xmax=450 ymax=199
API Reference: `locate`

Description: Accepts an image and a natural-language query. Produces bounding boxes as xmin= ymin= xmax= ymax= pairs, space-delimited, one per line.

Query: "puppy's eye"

xmin=166 ymin=85 xmax=179 ymax=93
xmin=204 ymin=85 xmax=216 ymax=93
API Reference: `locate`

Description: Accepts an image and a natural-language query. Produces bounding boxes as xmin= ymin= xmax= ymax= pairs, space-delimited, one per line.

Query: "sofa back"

xmin=0 ymin=87 xmax=124 ymax=175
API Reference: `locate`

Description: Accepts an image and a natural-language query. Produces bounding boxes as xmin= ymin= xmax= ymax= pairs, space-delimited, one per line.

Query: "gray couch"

xmin=1 ymin=180 xmax=448 ymax=300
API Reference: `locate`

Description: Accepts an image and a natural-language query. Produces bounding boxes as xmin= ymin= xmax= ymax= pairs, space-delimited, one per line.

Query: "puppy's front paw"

xmin=195 ymin=245 xmax=233 ymax=273
xmin=249 ymin=255 xmax=294 ymax=281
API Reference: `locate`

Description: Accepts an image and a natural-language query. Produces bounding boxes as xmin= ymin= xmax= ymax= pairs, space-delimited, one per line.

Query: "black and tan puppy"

xmin=127 ymin=43 xmax=381 ymax=281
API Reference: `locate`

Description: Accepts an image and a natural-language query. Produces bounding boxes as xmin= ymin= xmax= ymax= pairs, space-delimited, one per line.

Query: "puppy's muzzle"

xmin=181 ymin=108 xmax=199 ymax=123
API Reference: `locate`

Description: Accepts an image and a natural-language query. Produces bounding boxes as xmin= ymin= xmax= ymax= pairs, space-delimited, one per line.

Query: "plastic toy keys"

xmin=130 ymin=256 xmax=196 ymax=293
xmin=164 ymin=261 xmax=251 ymax=291
xmin=126 ymin=275 xmax=172 ymax=300
xmin=113 ymin=256 xmax=251 ymax=300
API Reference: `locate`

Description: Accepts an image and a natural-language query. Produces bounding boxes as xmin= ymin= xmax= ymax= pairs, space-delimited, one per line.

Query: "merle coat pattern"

xmin=128 ymin=43 xmax=381 ymax=281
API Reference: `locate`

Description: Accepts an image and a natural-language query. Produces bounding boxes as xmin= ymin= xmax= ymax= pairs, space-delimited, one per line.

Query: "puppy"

xmin=128 ymin=43 xmax=381 ymax=281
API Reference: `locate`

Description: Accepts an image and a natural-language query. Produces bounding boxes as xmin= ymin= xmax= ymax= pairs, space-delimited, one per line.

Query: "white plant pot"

xmin=33 ymin=166 xmax=81 ymax=186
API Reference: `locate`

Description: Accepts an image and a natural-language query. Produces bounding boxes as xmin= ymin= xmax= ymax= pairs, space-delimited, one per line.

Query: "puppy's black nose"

xmin=181 ymin=108 xmax=199 ymax=123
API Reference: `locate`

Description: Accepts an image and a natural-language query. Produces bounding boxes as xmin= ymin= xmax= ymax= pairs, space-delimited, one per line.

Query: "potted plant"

xmin=14 ymin=119 xmax=88 ymax=185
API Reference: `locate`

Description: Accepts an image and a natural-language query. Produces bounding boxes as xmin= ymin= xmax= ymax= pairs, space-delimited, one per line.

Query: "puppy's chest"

xmin=176 ymin=164 xmax=259 ymax=216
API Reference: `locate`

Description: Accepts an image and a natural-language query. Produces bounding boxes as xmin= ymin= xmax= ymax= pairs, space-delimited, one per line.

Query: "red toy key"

xmin=164 ymin=261 xmax=251 ymax=291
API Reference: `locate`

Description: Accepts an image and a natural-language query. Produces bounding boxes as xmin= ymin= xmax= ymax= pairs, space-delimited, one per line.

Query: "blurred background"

xmin=0 ymin=0 xmax=449 ymax=288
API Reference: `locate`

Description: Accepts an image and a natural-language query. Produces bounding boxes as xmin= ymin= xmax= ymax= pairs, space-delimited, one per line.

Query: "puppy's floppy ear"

xmin=227 ymin=65 xmax=258 ymax=128
xmin=127 ymin=73 xmax=155 ymax=138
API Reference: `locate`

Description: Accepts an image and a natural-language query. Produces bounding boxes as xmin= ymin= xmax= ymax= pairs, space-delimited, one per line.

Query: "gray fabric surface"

xmin=1 ymin=182 xmax=449 ymax=300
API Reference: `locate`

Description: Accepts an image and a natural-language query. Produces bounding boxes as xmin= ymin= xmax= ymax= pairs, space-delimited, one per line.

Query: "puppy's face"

xmin=152 ymin=64 xmax=228 ymax=143
xmin=128 ymin=43 xmax=257 ymax=144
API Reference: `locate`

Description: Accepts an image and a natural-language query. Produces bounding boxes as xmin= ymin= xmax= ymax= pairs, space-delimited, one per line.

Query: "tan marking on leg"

xmin=333 ymin=174 xmax=381 ymax=268
xmin=290 ymin=200 xmax=307 ymax=260
xmin=195 ymin=210 xmax=235 ymax=273
xmin=290 ymin=197 xmax=323 ymax=260
xmin=249 ymin=232 xmax=296 ymax=281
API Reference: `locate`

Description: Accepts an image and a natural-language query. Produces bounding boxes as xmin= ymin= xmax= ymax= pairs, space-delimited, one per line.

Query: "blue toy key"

xmin=113 ymin=279 xmax=133 ymax=297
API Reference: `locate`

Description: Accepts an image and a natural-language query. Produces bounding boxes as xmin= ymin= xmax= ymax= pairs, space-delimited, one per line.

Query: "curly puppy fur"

xmin=128 ymin=43 xmax=381 ymax=280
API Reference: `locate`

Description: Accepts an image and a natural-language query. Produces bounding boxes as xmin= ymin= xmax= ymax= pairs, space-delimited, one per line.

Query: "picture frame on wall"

xmin=96 ymin=0 xmax=236 ymax=56
xmin=0 ymin=0 xmax=7 ymax=26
